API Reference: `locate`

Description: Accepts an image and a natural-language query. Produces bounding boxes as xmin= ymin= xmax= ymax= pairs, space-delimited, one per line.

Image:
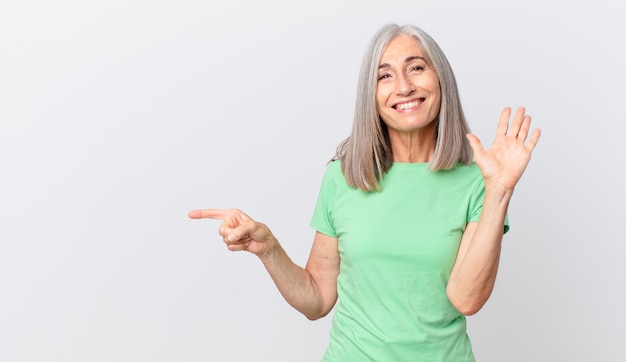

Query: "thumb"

xmin=466 ymin=133 xmax=484 ymax=155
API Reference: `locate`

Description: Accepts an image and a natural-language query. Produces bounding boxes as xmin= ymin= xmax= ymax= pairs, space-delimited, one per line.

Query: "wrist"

xmin=258 ymin=234 xmax=281 ymax=263
xmin=483 ymin=183 xmax=513 ymax=207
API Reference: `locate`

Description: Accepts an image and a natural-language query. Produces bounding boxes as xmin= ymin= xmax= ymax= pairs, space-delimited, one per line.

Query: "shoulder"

xmin=318 ymin=160 xmax=354 ymax=195
xmin=451 ymin=161 xmax=480 ymax=173
xmin=454 ymin=162 xmax=486 ymax=197
xmin=327 ymin=159 xmax=342 ymax=171
xmin=427 ymin=162 xmax=484 ymax=194
xmin=454 ymin=161 xmax=482 ymax=178
xmin=433 ymin=161 xmax=482 ymax=180
xmin=322 ymin=159 xmax=344 ymax=181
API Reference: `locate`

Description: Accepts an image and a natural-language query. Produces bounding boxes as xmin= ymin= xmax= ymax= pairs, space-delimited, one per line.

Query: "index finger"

xmin=187 ymin=208 xmax=227 ymax=220
xmin=496 ymin=107 xmax=512 ymax=136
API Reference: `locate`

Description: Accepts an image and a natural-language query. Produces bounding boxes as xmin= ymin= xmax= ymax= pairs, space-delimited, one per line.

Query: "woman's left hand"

xmin=466 ymin=106 xmax=541 ymax=191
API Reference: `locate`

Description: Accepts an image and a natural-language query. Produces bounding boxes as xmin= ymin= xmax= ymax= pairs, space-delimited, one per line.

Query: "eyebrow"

xmin=379 ymin=56 xmax=427 ymax=69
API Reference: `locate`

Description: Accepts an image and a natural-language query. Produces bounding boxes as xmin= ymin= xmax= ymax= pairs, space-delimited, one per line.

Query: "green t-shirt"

xmin=310 ymin=160 xmax=506 ymax=361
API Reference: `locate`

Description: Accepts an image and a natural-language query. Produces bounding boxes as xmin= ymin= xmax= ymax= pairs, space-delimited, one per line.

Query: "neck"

xmin=389 ymin=128 xmax=436 ymax=163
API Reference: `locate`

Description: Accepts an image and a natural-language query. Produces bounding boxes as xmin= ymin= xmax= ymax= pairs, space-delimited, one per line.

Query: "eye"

xmin=378 ymin=73 xmax=391 ymax=81
xmin=411 ymin=65 xmax=425 ymax=72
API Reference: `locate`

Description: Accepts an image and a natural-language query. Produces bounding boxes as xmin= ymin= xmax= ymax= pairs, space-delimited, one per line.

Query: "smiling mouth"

xmin=394 ymin=98 xmax=424 ymax=110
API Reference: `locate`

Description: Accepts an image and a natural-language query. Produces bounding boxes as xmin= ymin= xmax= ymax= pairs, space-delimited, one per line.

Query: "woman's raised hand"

xmin=466 ymin=107 xmax=541 ymax=191
xmin=188 ymin=208 xmax=276 ymax=258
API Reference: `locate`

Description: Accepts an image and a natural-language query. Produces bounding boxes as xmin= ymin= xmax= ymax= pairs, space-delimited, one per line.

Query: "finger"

xmin=508 ymin=106 xmax=527 ymax=136
xmin=496 ymin=107 xmax=512 ymax=136
xmin=188 ymin=208 xmax=227 ymax=220
xmin=224 ymin=233 xmax=251 ymax=249
xmin=226 ymin=223 xmax=255 ymax=242
xmin=218 ymin=223 xmax=237 ymax=238
xmin=525 ymin=128 xmax=541 ymax=153
xmin=226 ymin=241 xmax=250 ymax=252
xmin=466 ymin=133 xmax=484 ymax=155
xmin=517 ymin=115 xmax=531 ymax=142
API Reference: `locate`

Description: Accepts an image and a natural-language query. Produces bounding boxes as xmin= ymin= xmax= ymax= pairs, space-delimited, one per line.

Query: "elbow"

xmin=305 ymin=314 xmax=323 ymax=321
xmin=303 ymin=293 xmax=337 ymax=321
xmin=454 ymin=303 xmax=483 ymax=316
xmin=304 ymin=308 xmax=331 ymax=321
xmin=301 ymin=299 xmax=334 ymax=321
xmin=446 ymin=287 xmax=490 ymax=316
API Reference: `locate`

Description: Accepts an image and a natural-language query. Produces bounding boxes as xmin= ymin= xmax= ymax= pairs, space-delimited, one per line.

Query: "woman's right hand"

xmin=189 ymin=208 xmax=341 ymax=319
xmin=188 ymin=208 xmax=276 ymax=259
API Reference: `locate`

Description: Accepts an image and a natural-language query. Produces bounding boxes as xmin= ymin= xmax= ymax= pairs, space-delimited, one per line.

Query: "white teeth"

xmin=396 ymin=100 xmax=421 ymax=110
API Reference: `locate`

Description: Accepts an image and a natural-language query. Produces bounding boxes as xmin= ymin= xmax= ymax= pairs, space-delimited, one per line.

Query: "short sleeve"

xmin=309 ymin=161 xmax=340 ymax=238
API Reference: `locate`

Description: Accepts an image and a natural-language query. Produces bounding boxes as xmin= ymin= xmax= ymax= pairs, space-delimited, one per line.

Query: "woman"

xmin=189 ymin=23 xmax=541 ymax=361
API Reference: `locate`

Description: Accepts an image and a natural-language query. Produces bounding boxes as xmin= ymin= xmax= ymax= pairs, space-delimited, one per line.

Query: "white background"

xmin=1 ymin=0 xmax=625 ymax=361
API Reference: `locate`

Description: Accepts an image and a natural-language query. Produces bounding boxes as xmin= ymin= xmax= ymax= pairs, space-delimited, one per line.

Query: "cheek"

xmin=430 ymin=82 xmax=442 ymax=109
xmin=432 ymin=78 xmax=441 ymax=99
xmin=431 ymin=88 xmax=441 ymax=106
xmin=375 ymin=93 xmax=386 ymax=112
xmin=375 ymin=86 xmax=383 ymax=101
xmin=376 ymin=82 xmax=394 ymax=103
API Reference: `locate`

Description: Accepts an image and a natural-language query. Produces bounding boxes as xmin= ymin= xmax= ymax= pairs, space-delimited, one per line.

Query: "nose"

xmin=396 ymin=73 xmax=415 ymax=96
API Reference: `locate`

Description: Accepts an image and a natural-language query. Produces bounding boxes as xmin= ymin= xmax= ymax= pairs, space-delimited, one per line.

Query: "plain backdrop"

xmin=1 ymin=0 xmax=625 ymax=361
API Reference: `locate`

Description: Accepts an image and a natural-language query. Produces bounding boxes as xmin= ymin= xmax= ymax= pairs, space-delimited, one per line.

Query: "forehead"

xmin=380 ymin=34 xmax=426 ymax=63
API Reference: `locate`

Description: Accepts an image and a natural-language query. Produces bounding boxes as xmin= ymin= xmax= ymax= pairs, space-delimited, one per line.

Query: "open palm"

xmin=466 ymin=107 xmax=541 ymax=191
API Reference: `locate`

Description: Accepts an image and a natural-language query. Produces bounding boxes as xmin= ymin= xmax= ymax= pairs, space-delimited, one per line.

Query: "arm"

xmin=264 ymin=231 xmax=339 ymax=320
xmin=446 ymin=190 xmax=509 ymax=316
xmin=188 ymin=209 xmax=339 ymax=320
xmin=446 ymin=106 xmax=541 ymax=316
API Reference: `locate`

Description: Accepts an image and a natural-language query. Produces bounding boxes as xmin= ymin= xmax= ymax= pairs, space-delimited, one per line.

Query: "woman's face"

xmin=376 ymin=34 xmax=441 ymax=136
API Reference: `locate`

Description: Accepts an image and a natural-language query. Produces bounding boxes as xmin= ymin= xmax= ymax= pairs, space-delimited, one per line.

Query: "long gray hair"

xmin=335 ymin=24 xmax=472 ymax=192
